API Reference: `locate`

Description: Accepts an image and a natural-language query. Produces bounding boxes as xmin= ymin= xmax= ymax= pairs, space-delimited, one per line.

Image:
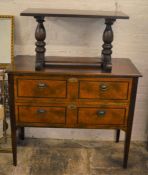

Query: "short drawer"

xmin=79 ymin=79 xmax=131 ymax=100
xmin=78 ymin=107 xmax=127 ymax=125
xmin=16 ymin=78 xmax=67 ymax=98
xmin=16 ymin=105 xmax=66 ymax=124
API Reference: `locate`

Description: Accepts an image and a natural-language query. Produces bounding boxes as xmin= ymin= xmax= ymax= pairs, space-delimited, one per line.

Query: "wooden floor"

xmin=0 ymin=138 xmax=148 ymax=175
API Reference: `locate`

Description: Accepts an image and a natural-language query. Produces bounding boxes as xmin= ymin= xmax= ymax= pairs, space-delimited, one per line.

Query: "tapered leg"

xmin=115 ymin=129 xmax=120 ymax=143
xmin=19 ymin=127 xmax=25 ymax=140
xmin=8 ymin=74 xmax=17 ymax=166
xmin=11 ymin=126 xmax=17 ymax=166
xmin=123 ymin=78 xmax=139 ymax=169
xmin=123 ymin=130 xmax=132 ymax=168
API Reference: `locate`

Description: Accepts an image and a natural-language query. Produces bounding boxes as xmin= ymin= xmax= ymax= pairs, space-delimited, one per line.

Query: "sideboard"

xmin=7 ymin=55 xmax=141 ymax=168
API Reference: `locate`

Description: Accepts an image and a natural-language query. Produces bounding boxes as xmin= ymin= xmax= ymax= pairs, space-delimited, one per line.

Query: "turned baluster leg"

xmin=34 ymin=16 xmax=46 ymax=70
xmin=101 ymin=18 xmax=116 ymax=72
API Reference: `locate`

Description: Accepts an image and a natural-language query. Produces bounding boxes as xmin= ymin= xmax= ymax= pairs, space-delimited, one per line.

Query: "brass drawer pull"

xmin=68 ymin=104 xmax=77 ymax=110
xmin=37 ymin=83 xmax=48 ymax=88
xmin=97 ymin=110 xmax=106 ymax=117
xmin=68 ymin=78 xmax=78 ymax=83
xmin=37 ymin=109 xmax=47 ymax=114
xmin=100 ymin=84 xmax=108 ymax=91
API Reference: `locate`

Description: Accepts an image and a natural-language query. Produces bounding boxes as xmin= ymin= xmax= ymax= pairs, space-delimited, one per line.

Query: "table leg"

xmin=101 ymin=18 xmax=116 ymax=72
xmin=11 ymin=126 xmax=17 ymax=166
xmin=34 ymin=16 xmax=46 ymax=70
xmin=115 ymin=129 xmax=120 ymax=143
xmin=123 ymin=78 xmax=138 ymax=168
xmin=19 ymin=127 xmax=25 ymax=140
xmin=9 ymin=105 xmax=17 ymax=166
xmin=123 ymin=129 xmax=132 ymax=168
xmin=8 ymin=74 xmax=17 ymax=166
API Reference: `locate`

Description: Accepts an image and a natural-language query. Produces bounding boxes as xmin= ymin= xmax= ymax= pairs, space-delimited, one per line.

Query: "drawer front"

xmin=78 ymin=107 xmax=126 ymax=125
xmin=79 ymin=79 xmax=131 ymax=100
xmin=16 ymin=105 xmax=66 ymax=124
xmin=16 ymin=78 xmax=67 ymax=98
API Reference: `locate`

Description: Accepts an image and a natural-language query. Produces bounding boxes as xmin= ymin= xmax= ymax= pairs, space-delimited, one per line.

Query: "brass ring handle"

xmin=68 ymin=104 xmax=77 ymax=110
xmin=37 ymin=83 xmax=47 ymax=88
xmin=96 ymin=110 xmax=106 ymax=117
xmin=100 ymin=84 xmax=108 ymax=91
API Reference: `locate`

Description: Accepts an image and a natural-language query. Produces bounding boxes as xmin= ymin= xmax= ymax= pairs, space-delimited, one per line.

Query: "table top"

xmin=7 ymin=55 xmax=141 ymax=77
xmin=20 ymin=8 xmax=129 ymax=19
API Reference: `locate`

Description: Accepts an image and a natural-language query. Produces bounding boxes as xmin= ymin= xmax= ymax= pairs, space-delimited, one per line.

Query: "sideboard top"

xmin=7 ymin=56 xmax=141 ymax=78
xmin=20 ymin=8 xmax=129 ymax=19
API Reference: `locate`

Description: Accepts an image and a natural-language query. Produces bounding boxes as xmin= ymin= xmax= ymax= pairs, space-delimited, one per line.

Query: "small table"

xmin=20 ymin=9 xmax=129 ymax=71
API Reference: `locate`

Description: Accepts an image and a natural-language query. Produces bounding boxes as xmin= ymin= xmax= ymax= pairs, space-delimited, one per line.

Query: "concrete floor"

xmin=0 ymin=138 xmax=148 ymax=175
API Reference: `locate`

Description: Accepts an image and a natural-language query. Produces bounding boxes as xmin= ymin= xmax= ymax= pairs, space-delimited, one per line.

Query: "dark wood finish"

xmin=7 ymin=56 xmax=141 ymax=77
xmin=115 ymin=129 xmax=120 ymax=143
xmin=8 ymin=74 xmax=17 ymax=166
xmin=19 ymin=127 xmax=25 ymax=140
xmin=20 ymin=9 xmax=129 ymax=71
xmin=101 ymin=18 xmax=115 ymax=72
xmin=20 ymin=8 xmax=129 ymax=19
xmin=35 ymin=16 xmax=46 ymax=70
xmin=123 ymin=77 xmax=138 ymax=168
xmin=7 ymin=56 xmax=141 ymax=168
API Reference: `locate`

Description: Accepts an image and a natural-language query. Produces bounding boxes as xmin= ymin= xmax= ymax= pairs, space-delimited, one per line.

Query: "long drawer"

xmin=15 ymin=103 xmax=128 ymax=127
xmin=14 ymin=76 xmax=132 ymax=102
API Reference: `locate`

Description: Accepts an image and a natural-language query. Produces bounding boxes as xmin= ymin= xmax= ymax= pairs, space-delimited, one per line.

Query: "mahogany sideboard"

xmin=7 ymin=55 xmax=141 ymax=168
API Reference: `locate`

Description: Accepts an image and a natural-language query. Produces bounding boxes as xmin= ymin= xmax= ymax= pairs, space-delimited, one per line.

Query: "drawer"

xmin=16 ymin=78 xmax=67 ymax=98
xmin=16 ymin=105 xmax=66 ymax=124
xmin=78 ymin=107 xmax=126 ymax=125
xmin=79 ymin=79 xmax=131 ymax=100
